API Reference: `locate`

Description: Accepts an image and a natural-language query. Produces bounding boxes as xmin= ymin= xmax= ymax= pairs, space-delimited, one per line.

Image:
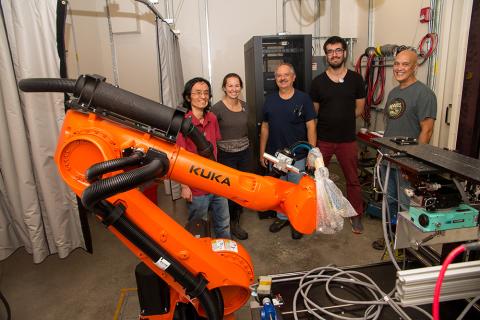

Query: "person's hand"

xmin=181 ymin=185 xmax=192 ymax=202
xmin=260 ymin=155 xmax=268 ymax=168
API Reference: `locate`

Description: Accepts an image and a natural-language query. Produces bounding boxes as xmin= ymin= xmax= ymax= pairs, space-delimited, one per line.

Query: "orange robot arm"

xmin=19 ymin=75 xmax=317 ymax=319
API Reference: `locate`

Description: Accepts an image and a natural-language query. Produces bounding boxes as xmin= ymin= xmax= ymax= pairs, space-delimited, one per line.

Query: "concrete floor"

xmin=0 ymin=164 xmax=386 ymax=319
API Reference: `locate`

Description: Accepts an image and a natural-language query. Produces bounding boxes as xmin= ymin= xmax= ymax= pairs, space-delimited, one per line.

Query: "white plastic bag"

xmin=307 ymin=148 xmax=357 ymax=234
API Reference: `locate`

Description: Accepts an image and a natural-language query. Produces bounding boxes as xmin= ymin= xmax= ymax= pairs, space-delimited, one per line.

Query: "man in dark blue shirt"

xmin=259 ymin=62 xmax=317 ymax=239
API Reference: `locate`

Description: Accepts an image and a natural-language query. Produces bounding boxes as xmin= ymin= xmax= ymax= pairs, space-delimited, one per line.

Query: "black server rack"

xmin=244 ymin=34 xmax=312 ymax=172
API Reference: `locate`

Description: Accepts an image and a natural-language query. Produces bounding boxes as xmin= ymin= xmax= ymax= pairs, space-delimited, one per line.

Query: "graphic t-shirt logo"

xmin=386 ymin=98 xmax=406 ymax=119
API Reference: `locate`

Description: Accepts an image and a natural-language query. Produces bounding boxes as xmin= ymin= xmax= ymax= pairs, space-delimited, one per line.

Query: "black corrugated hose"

xmin=94 ymin=201 xmax=222 ymax=320
xmin=85 ymin=151 xmax=144 ymax=182
xmin=18 ymin=78 xmax=76 ymax=93
xmin=82 ymin=157 xmax=168 ymax=210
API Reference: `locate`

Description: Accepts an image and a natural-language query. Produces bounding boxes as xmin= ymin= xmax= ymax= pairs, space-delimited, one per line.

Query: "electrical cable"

xmin=418 ymin=33 xmax=438 ymax=66
xmin=154 ymin=16 xmax=164 ymax=104
xmin=288 ymin=265 xmax=433 ymax=320
xmin=104 ymin=0 xmax=119 ymax=86
xmin=385 ymin=161 xmax=397 ymax=246
xmin=326 ymin=270 xmax=412 ymax=320
xmin=370 ymin=57 xmax=386 ymax=106
xmin=289 ymin=141 xmax=313 ymax=166
xmin=427 ymin=0 xmax=442 ymax=89
xmin=368 ymin=56 xmax=386 ymax=104
xmin=290 ymin=141 xmax=313 ymax=155
xmin=432 ymin=244 xmax=465 ymax=320
xmin=432 ymin=242 xmax=480 ymax=320
xmin=355 ymin=52 xmax=386 ymax=125
xmin=375 ymin=153 xmax=400 ymax=235
xmin=292 ymin=266 xmax=383 ymax=320
xmin=374 ymin=155 xmax=404 ymax=270
xmin=354 ymin=53 xmax=367 ymax=79
xmin=363 ymin=55 xmax=374 ymax=124
xmin=325 ymin=272 xmax=391 ymax=319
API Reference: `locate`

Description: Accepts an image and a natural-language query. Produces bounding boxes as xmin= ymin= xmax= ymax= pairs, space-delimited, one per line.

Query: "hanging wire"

xmin=66 ymin=1 xmax=80 ymax=76
xmin=418 ymin=33 xmax=438 ymax=66
xmin=355 ymin=53 xmax=386 ymax=126
xmin=105 ymin=0 xmax=119 ymax=86
xmin=154 ymin=16 xmax=164 ymax=104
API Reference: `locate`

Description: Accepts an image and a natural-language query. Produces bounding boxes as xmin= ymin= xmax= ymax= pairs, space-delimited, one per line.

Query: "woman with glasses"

xmin=211 ymin=73 xmax=250 ymax=240
xmin=176 ymin=77 xmax=231 ymax=239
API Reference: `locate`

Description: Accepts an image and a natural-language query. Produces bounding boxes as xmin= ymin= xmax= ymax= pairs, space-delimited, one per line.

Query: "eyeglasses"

xmin=191 ymin=90 xmax=210 ymax=97
xmin=326 ymin=48 xmax=344 ymax=56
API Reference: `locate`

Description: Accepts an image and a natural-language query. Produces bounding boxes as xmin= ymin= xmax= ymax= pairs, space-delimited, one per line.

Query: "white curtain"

xmin=157 ymin=20 xmax=184 ymax=109
xmin=0 ymin=0 xmax=84 ymax=263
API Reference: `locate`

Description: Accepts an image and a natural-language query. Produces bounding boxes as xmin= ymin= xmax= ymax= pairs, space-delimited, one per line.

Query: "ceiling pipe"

xmin=282 ymin=0 xmax=291 ymax=34
xmin=367 ymin=0 xmax=374 ymax=47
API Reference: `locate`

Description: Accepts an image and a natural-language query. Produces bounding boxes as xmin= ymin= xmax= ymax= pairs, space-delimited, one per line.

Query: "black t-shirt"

xmin=310 ymin=70 xmax=366 ymax=142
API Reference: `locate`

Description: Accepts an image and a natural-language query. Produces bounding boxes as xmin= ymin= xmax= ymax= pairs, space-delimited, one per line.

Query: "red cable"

xmin=432 ymin=244 xmax=466 ymax=320
xmin=378 ymin=59 xmax=386 ymax=104
xmin=365 ymin=55 xmax=374 ymax=107
xmin=356 ymin=54 xmax=372 ymax=124
xmin=355 ymin=54 xmax=366 ymax=75
xmin=371 ymin=57 xmax=385 ymax=105
xmin=356 ymin=53 xmax=386 ymax=124
xmin=376 ymin=59 xmax=386 ymax=105
xmin=418 ymin=33 xmax=438 ymax=65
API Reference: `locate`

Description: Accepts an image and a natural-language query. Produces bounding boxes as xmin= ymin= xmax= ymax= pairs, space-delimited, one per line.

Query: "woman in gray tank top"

xmin=211 ymin=73 xmax=251 ymax=240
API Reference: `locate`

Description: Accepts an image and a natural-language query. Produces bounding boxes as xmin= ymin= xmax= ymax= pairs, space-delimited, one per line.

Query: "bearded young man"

xmin=310 ymin=36 xmax=366 ymax=234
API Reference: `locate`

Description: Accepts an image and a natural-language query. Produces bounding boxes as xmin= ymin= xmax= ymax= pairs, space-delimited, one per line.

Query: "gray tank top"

xmin=211 ymin=100 xmax=249 ymax=152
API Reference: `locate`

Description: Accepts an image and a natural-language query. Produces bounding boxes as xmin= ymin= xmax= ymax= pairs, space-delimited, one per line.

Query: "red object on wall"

xmin=420 ymin=7 xmax=431 ymax=23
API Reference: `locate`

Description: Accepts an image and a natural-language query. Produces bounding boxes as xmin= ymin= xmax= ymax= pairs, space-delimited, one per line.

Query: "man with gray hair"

xmin=259 ymin=62 xmax=317 ymax=239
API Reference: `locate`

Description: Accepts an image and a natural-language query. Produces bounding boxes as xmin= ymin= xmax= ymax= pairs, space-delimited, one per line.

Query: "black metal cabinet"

xmin=244 ymin=34 xmax=312 ymax=172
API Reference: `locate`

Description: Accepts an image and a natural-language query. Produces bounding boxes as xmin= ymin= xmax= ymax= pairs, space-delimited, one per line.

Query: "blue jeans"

xmin=277 ymin=158 xmax=306 ymax=221
xmin=187 ymin=194 xmax=231 ymax=239
xmin=380 ymin=164 xmax=411 ymax=224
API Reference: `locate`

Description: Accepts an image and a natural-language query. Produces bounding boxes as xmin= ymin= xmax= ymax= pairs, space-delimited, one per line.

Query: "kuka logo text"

xmin=189 ymin=165 xmax=231 ymax=186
